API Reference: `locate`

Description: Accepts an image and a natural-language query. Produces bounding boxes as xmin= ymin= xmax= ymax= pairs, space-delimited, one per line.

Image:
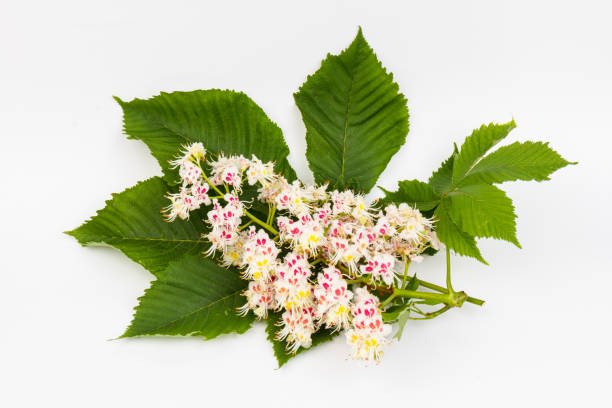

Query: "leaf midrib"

xmin=90 ymin=236 xmax=204 ymax=244
xmin=464 ymin=162 xmax=561 ymax=180
xmin=124 ymin=100 xmax=192 ymax=143
xmin=130 ymin=288 xmax=243 ymax=336
xmin=339 ymin=68 xmax=356 ymax=187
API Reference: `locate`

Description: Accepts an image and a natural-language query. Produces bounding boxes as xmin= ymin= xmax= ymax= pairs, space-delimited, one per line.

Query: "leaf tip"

xmin=112 ymin=95 xmax=126 ymax=106
xmin=351 ymin=25 xmax=368 ymax=48
xmin=63 ymin=228 xmax=85 ymax=245
xmin=513 ymin=239 xmax=523 ymax=250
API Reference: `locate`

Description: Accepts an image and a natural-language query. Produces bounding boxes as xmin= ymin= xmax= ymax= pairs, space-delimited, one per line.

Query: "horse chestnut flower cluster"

xmin=163 ymin=143 xmax=439 ymax=361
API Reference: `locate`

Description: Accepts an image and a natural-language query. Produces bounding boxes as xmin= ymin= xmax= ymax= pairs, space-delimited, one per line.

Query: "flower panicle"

xmin=163 ymin=142 xmax=440 ymax=361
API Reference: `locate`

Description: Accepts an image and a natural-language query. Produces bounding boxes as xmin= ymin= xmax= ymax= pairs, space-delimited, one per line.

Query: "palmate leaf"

xmin=115 ymin=90 xmax=297 ymax=183
xmin=66 ymin=177 xmax=206 ymax=279
xmin=265 ymin=311 xmax=339 ymax=368
xmin=452 ymin=120 xmax=516 ymax=187
xmin=434 ymin=198 xmax=486 ymax=264
xmin=458 ymin=141 xmax=576 ymax=186
xmin=428 ymin=143 xmax=458 ymax=195
xmin=379 ymin=180 xmax=440 ymax=211
xmin=122 ymin=255 xmax=253 ymax=339
xmin=448 ymin=184 xmax=520 ymax=247
xmin=294 ymin=28 xmax=409 ymax=193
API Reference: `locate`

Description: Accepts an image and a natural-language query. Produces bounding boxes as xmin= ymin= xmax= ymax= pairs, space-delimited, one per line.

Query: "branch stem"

xmin=417 ymin=279 xmax=485 ymax=306
xmin=244 ymin=211 xmax=279 ymax=236
xmin=401 ymin=259 xmax=411 ymax=289
xmin=446 ymin=246 xmax=454 ymax=294
xmin=392 ymin=288 xmax=465 ymax=306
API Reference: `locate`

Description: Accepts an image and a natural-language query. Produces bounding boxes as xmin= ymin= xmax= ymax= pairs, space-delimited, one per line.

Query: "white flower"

xmin=346 ymin=287 xmax=392 ymax=361
xmin=191 ymin=182 xmax=211 ymax=206
xmin=169 ymin=142 xmax=206 ymax=167
xmin=246 ymin=156 xmax=275 ymax=186
xmin=178 ymin=160 xmax=202 ymax=185
xmin=303 ymin=183 xmax=329 ymax=202
xmin=188 ymin=143 xmax=206 ymax=160
xmin=374 ymin=214 xmax=397 ymax=237
xmin=257 ymin=176 xmax=288 ymax=203
xmin=163 ymin=187 xmax=199 ymax=221
xmin=360 ymin=253 xmax=396 ymax=285
xmin=241 ymin=228 xmax=280 ymax=281
xmin=205 ymin=226 xmax=239 ymax=255
xmin=276 ymin=307 xmax=315 ymax=353
xmin=204 ymin=199 xmax=244 ymax=255
xmin=238 ymin=279 xmax=276 ymax=319
xmin=328 ymin=236 xmax=361 ymax=272
xmin=209 ymin=154 xmax=249 ymax=190
xmin=221 ymin=230 xmax=247 ymax=267
xmin=163 ymin=194 xmax=189 ymax=222
xmin=351 ymin=195 xmax=373 ymax=224
xmin=275 ymin=180 xmax=310 ymax=215
xmin=313 ymin=266 xmax=352 ymax=330
xmin=345 ymin=327 xmax=391 ymax=361
xmin=331 ymin=190 xmax=355 ymax=215
xmin=169 ymin=143 xmax=207 ymax=186
xmin=276 ymin=214 xmax=326 ymax=255
xmin=399 ymin=216 xmax=426 ymax=241
xmin=273 ymin=252 xmax=313 ymax=309
xmin=314 ymin=203 xmax=332 ymax=226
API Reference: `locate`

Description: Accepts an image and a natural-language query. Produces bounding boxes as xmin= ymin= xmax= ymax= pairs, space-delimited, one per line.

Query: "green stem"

xmin=381 ymin=294 xmax=396 ymax=307
xmin=267 ymin=204 xmax=276 ymax=225
xmin=198 ymin=166 xmax=224 ymax=196
xmin=446 ymin=246 xmax=454 ymax=294
xmin=413 ymin=279 xmax=484 ymax=306
xmin=327 ymin=256 xmax=484 ymax=306
xmin=199 ymin=165 xmax=279 ymax=236
xmin=401 ymin=259 xmax=411 ymax=289
xmin=245 ymin=211 xmax=279 ymax=236
xmin=335 ymin=262 xmax=350 ymax=275
xmin=238 ymin=220 xmax=254 ymax=231
xmin=346 ymin=276 xmax=372 ymax=285
xmin=393 ymin=288 xmax=467 ymax=307
xmin=407 ymin=304 xmax=452 ymax=320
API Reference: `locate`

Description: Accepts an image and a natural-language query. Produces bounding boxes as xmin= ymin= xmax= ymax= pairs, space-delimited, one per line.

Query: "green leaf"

xmin=393 ymin=308 xmax=411 ymax=340
xmin=452 ymin=120 xmax=516 ymax=186
xmin=406 ymin=275 xmax=420 ymax=291
xmin=447 ymin=184 xmax=520 ymax=247
xmin=115 ymin=90 xmax=297 ymax=183
xmin=459 ymin=141 xmax=576 ymax=186
xmin=428 ymin=143 xmax=458 ymax=194
xmin=265 ymin=311 xmax=338 ymax=368
xmin=122 ymin=255 xmax=253 ymax=339
xmin=379 ymin=180 xmax=440 ymax=211
xmin=382 ymin=302 xmax=411 ymax=323
xmin=434 ymin=198 xmax=487 ymax=264
xmin=66 ymin=177 xmax=206 ymax=278
xmin=294 ymin=28 xmax=409 ymax=193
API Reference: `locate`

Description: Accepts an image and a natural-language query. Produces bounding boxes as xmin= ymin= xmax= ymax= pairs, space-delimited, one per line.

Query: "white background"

xmin=2 ymin=1 xmax=611 ymax=407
